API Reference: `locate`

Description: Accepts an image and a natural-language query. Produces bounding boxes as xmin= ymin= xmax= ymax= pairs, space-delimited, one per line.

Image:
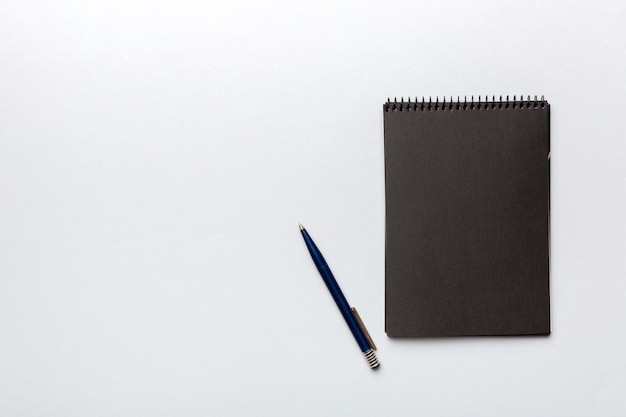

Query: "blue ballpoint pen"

xmin=299 ymin=224 xmax=380 ymax=369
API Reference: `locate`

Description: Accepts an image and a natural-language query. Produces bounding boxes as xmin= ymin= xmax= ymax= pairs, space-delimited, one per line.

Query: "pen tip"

xmin=298 ymin=223 xmax=305 ymax=230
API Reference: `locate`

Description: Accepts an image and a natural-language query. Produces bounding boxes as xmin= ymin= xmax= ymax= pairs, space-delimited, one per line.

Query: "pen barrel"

xmin=300 ymin=229 xmax=372 ymax=353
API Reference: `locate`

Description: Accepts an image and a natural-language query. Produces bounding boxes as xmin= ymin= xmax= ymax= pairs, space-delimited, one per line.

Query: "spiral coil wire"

xmin=384 ymin=95 xmax=547 ymax=112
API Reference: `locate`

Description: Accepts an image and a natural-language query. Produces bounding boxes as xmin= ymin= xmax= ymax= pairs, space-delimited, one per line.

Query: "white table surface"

xmin=2 ymin=1 xmax=625 ymax=416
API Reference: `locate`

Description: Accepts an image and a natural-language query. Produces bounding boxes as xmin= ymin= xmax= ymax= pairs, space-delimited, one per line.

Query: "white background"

xmin=1 ymin=1 xmax=625 ymax=416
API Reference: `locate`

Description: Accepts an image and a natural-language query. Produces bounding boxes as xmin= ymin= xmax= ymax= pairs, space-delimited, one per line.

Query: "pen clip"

xmin=351 ymin=307 xmax=377 ymax=351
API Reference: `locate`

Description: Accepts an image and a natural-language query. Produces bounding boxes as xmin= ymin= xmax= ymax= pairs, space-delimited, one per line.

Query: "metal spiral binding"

xmin=363 ymin=349 xmax=380 ymax=369
xmin=383 ymin=95 xmax=547 ymax=112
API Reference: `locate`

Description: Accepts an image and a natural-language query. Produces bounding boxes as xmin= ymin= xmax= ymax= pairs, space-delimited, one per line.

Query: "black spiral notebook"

xmin=384 ymin=96 xmax=550 ymax=337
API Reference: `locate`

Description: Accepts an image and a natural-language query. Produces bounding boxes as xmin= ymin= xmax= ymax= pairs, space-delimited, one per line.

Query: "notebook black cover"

xmin=384 ymin=97 xmax=550 ymax=337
